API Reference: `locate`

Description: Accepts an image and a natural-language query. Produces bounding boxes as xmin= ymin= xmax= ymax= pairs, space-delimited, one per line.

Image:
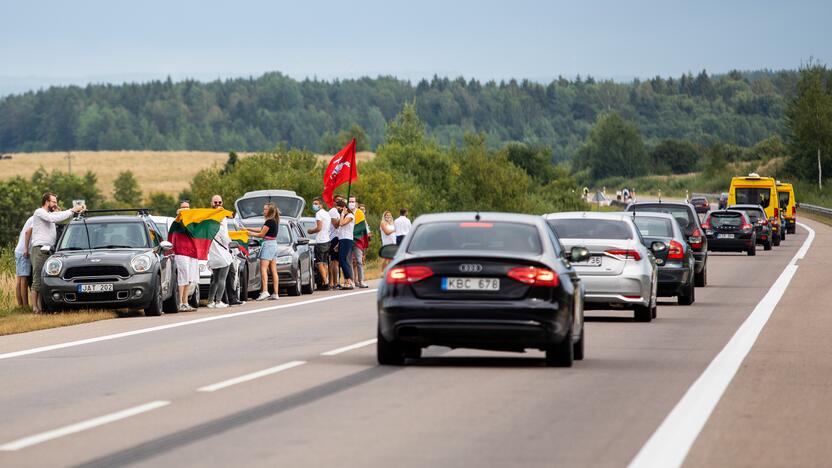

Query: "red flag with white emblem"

xmin=322 ymin=138 xmax=358 ymax=208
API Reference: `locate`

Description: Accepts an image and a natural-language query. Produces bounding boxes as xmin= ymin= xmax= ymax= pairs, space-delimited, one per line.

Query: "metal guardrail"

xmin=799 ymin=203 xmax=832 ymax=218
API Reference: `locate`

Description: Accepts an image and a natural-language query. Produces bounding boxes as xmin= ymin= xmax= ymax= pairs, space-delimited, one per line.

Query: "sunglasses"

xmin=212 ymin=201 xmax=223 ymax=206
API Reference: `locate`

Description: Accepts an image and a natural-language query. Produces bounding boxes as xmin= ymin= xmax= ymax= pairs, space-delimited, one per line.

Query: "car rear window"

xmin=633 ymin=217 xmax=673 ymax=237
xmin=548 ymin=219 xmax=633 ymax=240
xmin=735 ymin=188 xmax=771 ymax=208
xmin=778 ymin=191 xmax=790 ymax=210
xmin=236 ymin=196 xmax=304 ymax=219
xmin=731 ymin=208 xmax=763 ymax=223
xmin=628 ymin=205 xmax=694 ymax=230
xmin=407 ymin=222 xmax=543 ymax=254
xmin=59 ymin=222 xmax=149 ymax=250
xmin=710 ymin=212 xmax=743 ymax=227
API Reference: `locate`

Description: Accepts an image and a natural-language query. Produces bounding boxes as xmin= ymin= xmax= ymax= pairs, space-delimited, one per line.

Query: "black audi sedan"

xmin=376 ymin=212 xmax=589 ymax=367
xmin=702 ymin=210 xmax=757 ymax=255
xmin=632 ymin=212 xmax=696 ymax=305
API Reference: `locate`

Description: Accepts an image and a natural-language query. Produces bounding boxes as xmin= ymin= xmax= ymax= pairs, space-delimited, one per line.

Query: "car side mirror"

xmin=295 ymin=238 xmax=310 ymax=246
xmin=379 ymin=244 xmax=398 ymax=259
xmin=569 ymin=246 xmax=590 ymax=263
xmin=651 ymin=241 xmax=667 ymax=253
xmin=160 ymin=241 xmax=173 ymax=251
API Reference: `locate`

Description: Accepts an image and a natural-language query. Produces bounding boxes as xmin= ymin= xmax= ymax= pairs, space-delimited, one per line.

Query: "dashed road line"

xmin=197 ymin=361 xmax=307 ymax=392
xmin=320 ymin=339 xmax=377 ymax=356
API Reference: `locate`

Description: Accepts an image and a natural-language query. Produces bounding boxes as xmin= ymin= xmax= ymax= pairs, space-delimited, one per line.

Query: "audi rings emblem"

xmin=459 ymin=263 xmax=483 ymax=273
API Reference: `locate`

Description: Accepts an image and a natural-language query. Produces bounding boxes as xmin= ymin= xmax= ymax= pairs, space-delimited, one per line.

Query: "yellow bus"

xmin=728 ymin=173 xmax=782 ymax=244
xmin=776 ymin=181 xmax=796 ymax=234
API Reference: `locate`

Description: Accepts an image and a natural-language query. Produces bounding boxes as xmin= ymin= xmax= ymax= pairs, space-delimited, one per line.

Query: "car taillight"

xmin=667 ymin=240 xmax=684 ymax=260
xmin=742 ymin=223 xmax=753 ymax=232
xmin=605 ymin=249 xmax=642 ymax=261
xmin=774 ymin=207 xmax=779 ymax=218
xmin=385 ymin=265 xmax=434 ymax=284
xmin=688 ymin=228 xmax=703 ymax=249
xmin=507 ymin=267 xmax=559 ymax=287
xmin=792 ymin=206 xmax=796 ymax=217
xmin=759 ymin=218 xmax=768 ymax=226
xmin=701 ymin=220 xmax=711 ymax=230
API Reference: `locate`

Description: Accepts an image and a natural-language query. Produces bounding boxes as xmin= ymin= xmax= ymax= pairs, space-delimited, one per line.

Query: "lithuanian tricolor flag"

xmin=353 ymin=208 xmax=370 ymax=250
xmin=169 ymin=208 xmax=233 ymax=260
xmin=228 ymin=230 xmax=249 ymax=245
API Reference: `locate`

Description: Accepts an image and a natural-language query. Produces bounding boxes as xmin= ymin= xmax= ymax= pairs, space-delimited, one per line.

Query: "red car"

xmin=690 ymin=197 xmax=710 ymax=214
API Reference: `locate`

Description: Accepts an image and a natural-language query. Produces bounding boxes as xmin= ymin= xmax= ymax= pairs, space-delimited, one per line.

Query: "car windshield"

xmin=276 ymin=224 xmax=292 ymax=245
xmin=735 ymin=188 xmax=771 ymax=208
xmin=236 ymin=196 xmax=303 ymax=219
xmin=633 ymin=217 xmax=673 ymax=237
xmin=629 ymin=205 xmax=694 ymax=231
xmin=407 ymin=222 xmax=543 ymax=254
xmin=778 ymin=191 xmax=790 ymax=210
xmin=548 ymin=219 xmax=632 ymax=240
xmin=710 ymin=212 xmax=744 ymax=227
xmin=58 ymin=222 xmax=148 ymax=250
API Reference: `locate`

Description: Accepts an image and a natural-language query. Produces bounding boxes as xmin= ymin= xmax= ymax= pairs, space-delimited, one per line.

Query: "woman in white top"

xmin=380 ymin=210 xmax=396 ymax=269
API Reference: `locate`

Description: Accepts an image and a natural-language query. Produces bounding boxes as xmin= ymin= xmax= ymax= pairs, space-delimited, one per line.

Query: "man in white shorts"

xmin=175 ymin=200 xmax=199 ymax=311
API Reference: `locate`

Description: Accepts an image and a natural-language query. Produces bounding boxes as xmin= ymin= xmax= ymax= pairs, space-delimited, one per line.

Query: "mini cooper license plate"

xmin=442 ymin=277 xmax=500 ymax=291
xmin=77 ymin=283 xmax=114 ymax=293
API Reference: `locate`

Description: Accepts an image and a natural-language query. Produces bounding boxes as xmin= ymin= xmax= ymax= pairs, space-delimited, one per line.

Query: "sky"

xmin=1 ymin=0 xmax=830 ymax=94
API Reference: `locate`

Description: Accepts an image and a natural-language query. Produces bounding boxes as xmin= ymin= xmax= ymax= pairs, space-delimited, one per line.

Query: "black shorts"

xmin=329 ymin=237 xmax=339 ymax=259
xmin=315 ymin=243 xmax=330 ymax=264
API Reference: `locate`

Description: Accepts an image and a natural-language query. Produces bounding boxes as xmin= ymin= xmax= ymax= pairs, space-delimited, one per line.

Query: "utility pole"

xmin=65 ymin=152 xmax=74 ymax=175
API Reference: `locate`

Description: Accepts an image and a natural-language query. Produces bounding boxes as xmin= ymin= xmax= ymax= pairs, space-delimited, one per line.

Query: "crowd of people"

xmin=12 ymin=189 xmax=412 ymax=313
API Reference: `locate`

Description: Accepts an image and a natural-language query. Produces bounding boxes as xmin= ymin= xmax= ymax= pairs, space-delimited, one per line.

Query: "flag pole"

xmin=346 ymin=138 xmax=355 ymax=205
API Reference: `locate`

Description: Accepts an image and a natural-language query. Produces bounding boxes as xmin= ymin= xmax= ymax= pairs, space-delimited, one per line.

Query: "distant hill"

xmin=0 ymin=69 xmax=797 ymax=161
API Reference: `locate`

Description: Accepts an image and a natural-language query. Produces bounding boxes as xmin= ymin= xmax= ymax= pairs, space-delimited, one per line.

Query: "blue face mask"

xmin=312 ymin=205 xmax=321 ymax=212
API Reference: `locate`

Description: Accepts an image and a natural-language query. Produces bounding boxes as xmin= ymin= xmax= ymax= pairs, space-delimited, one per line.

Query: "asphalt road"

xmin=0 ymin=219 xmax=823 ymax=468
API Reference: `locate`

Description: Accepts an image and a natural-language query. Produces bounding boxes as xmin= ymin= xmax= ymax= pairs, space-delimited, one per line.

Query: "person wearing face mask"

xmin=335 ymin=199 xmax=355 ymax=290
xmin=349 ymin=197 xmax=369 ymax=289
xmin=328 ymin=194 xmax=345 ymax=289
xmin=380 ymin=210 xmax=397 ymax=270
xmin=306 ymin=196 xmax=330 ymax=290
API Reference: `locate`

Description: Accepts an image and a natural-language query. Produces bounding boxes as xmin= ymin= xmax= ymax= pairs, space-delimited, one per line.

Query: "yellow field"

xmin=0 ymin=150 xmax=377 ymax=199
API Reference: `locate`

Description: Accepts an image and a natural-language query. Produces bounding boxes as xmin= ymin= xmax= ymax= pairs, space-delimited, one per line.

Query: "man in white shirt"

xmin=327 ymin=194 xmax=344 ymax=289
xmin=394 ymin=208 xmax=412 ymax=245
xmin=305 ymin=197 xmax=331 ymax=289
xmin=14 ymin=216 xmax=34 ymax=308
xmin=30 ymin=192 xmax=85 ymax=312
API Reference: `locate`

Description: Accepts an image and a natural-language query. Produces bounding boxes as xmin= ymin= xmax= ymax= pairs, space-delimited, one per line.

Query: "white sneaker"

xmin=270 ymin=293 xmax=279 ymax=300
xmin=215 ymin=302 xmax=228 ymax=308
xmin=256 ymin=291 xmax=270 ymax=301
xmin=206 ymin=302 xmax=216 ymax=309
xmin=179 ymin=304 xmax=189 ymax=311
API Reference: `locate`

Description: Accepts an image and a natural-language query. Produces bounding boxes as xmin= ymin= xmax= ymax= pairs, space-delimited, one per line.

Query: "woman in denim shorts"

xmin=247 ymin=202 xmax=280 ymax=301
xmin=14 ymin=216 xmax=34 ymax=308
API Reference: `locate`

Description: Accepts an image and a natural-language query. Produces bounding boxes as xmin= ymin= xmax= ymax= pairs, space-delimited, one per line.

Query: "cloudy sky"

xmin=1 ymin=0 xmax=829 ymax=93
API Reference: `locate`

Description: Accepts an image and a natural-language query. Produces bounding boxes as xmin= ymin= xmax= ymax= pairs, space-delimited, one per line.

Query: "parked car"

xmin=545 ymin=212 xmax=661 ymax=322
xmin=150 ymin=215 xmax=174 ymax=240
xmin=41 ymin=209 xmax=179 ymax=315
xmin=702 ymin=210 xmax=757 ymax=256
xmin=690 ymin=196 xmax=710 ymax=214
xmin=727 ymin=204 xmax=773 ymax=250
xmin=198 ymin=218 xmax=262 ymax=301
xmin=625 ymin=202 xmax=709 ymax=287
xmin=377 ymin=212 xmax=588 ymax=367
xmin=234 ymin=189 xmax=306 ymax=231
xmin=632 ymin=212 xmax=696 ymax=305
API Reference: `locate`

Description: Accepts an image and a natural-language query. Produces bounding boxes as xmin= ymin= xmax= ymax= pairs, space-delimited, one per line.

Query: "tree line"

xmin=0 ymin=69 xmax=796 ymax=162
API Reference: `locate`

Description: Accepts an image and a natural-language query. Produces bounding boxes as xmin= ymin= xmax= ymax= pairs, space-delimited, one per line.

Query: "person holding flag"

xmin=350 ymin=197 xmax=370 ymax=289
xmin=334 ymin=199 xmax=356 ymax=290
xmin=322 ymin=138 xmax=358 ymax=209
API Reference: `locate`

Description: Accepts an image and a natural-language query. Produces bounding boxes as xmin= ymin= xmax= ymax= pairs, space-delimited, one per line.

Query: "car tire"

xmin=678 ymin=277 xmax=695 ymax=305
xmin=144 ymin=275 xmax=164 ymax=317
xmin=301 ymin=262 xmax=314 ymax=295
xmin=634 ymin=304 xmax=653 ymax=322
xmin=188 ymin=284 xmax=200 ymax=309
xmin=789 ymin=226 xmax=796 ymax=234
xmin=573 ymin=326 xmax=585 ymax=361
xmin=695 ymin=265 xmax=707 ymax=287
xmin=774 ymin=233 xmax=781 ymax=246
xmin=780 ymin=229 xmax=786 ymax=241
xmin=288 ymin=267 xmax=302 ymax=296
xmin=764 ymin=240 xmax=772 ymax=251
xmin=377 ymin=327 xmax=405 ymax=365
xmin=545 ymin=332 xmax=574 ymax=367
xmin=162 ymin=269 xmax=180 ymax=314
xmin=403 ymin=346 xmax=422 ymax=360
xmin=748 ymin=244 xmax=757 ymax=256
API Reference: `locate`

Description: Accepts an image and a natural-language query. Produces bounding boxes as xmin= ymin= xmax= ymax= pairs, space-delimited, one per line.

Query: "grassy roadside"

xmin=801 ymin=212 xmax=832 ymax=227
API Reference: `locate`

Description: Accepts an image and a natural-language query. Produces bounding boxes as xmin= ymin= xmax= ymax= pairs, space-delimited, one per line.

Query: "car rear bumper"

xmin=378 ymin=298 xmax=570 ymax=351
xmin=657 ymin=265 xmax=690 ymax=296
xmin=42 ymin=273 xmax=155 ymax=309
xmin=581 ymin=273 xmax=652 ymax=308
xmin=707 ymin=236 xmax=754 ymax=251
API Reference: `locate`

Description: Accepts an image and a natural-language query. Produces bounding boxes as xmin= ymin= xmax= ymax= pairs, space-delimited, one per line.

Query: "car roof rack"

xmin=77 ymin=208 xmax=151 ymax=218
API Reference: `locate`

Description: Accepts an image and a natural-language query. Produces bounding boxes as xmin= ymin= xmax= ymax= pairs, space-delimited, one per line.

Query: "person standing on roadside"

xmin=14 ymin=215 xmax=34 ymax=308
xmin=207 ymin=195 xmax=233 ymax=308
xmin=335 ymin=199 xmax=356 ymax=290
xmin=328 ymin=194 xmax=345 ymax=289
xmin=306 ymin=197 xmax=331 ymax=290
xmin=30 ymin=192 xmax=85 ymax=313
xmin=394 ymin=208 xmax=412 ymax=245
xmin=380 ymin=210 xmax=397 ymax=269
xmin=350 ymin=199 xmax=370 ymax=288
xmin=247 ymin=202 xmax=280 ymax=301
xmin=174 ymin=200 xmax=199 ymax=311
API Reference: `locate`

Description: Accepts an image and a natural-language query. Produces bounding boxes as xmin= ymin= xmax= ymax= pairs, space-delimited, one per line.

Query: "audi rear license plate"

xmin=717 ymin=233 xmax=735 ymax=239
xmin=77 ymin=283 xmax=114 ymax=293
xmin=442 ymin=277 xmax=500 ymax=291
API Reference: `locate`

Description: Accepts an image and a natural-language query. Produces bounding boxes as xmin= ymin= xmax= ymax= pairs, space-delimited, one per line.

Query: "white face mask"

xmin=348 ymin=202 xmax=356 ymax=210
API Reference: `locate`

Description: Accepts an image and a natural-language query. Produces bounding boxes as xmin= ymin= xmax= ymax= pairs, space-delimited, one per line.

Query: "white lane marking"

xmin=320 ymin=339 xmax=377 ymax=356
xmin=0 ymin=289 xmax=377 ymax=361
xmin=197 ymin=361 xmax=307 ymax=392
xmin=0 ymin=400 xmax=170 ymax=451
xmin=629 ymin=222 xmax=816 ymax=468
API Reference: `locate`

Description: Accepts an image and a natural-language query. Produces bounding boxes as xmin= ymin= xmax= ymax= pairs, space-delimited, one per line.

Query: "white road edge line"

xmin=0 ymin=400 xmax=170 ymax=451
xmin=197 ymin=361 xmax=307 ymax=392
xmin=628 ymin=222 xmax=816 ymax=468
xmin=320 ymin=338 xmax=377 ymax=356
xmin=0 ymin=289 xmax=377 ymax=361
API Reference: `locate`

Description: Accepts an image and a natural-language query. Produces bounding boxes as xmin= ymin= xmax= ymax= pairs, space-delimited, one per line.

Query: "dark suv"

xmin=41 ymin=210 xmax=179 ymax=315
xmin=626 ymin=202 xmax=709 ymax=287
xmin=727 ymin=204 xmax=773 ymax=250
